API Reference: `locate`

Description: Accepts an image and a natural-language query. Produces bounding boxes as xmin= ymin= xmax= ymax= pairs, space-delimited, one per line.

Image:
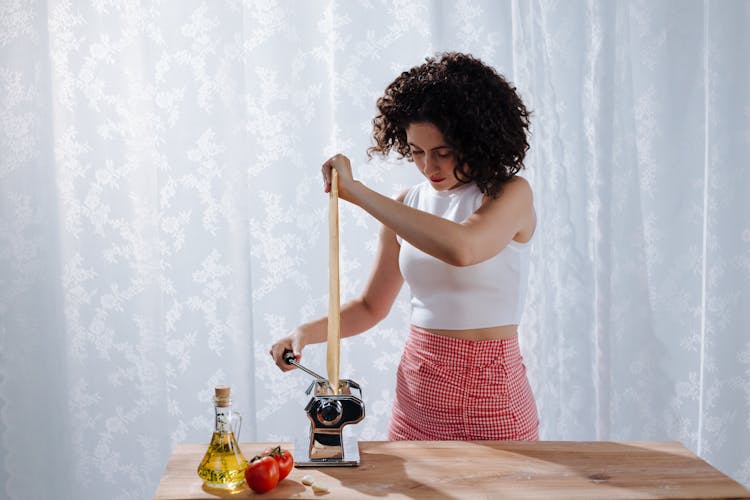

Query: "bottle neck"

xmin=214 ymin=405 xmax=232 ymax=434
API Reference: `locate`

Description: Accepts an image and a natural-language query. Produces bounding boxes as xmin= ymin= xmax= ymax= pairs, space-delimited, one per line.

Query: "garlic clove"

xmin=311 ymin=482 xmax=329 ymax=493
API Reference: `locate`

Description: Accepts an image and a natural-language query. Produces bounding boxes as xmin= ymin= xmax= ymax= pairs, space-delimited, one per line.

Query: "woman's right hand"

xmin=269 ymin=329 xmax=306 ymax=372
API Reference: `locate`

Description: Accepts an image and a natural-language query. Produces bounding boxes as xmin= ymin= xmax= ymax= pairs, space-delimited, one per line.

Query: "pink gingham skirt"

xmin=388 ymin=325 xmax=539 ymax=441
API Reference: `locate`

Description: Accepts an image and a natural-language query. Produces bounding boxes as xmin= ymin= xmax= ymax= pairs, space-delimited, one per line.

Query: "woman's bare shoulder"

xmin=395 ymin=186 xmax=412 ymax=203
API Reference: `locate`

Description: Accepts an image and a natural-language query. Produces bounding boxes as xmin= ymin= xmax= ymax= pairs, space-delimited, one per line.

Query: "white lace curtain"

xmin=1 ymin=1 xmax=748 ymax=498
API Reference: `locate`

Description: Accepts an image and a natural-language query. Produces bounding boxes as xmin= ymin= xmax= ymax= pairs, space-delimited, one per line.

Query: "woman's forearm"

xmin=298 ymin=296 xmax=389 ymax=347
xmin=348 ymin=181 xmax=471 ymax=266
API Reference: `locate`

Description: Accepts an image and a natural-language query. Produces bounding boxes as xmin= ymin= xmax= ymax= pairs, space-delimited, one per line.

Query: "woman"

xmin=270 ymin=52 xmax=538 ymax=441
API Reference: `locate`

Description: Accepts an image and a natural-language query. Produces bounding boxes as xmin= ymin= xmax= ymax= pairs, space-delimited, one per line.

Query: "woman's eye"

xmin=411 ymin=150 xmax=424 ymax=156
xmin=437 ymin=151 xmax=453 ymax=159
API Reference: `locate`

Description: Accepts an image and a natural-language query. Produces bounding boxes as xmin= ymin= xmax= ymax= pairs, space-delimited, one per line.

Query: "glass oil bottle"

xmin=197 ymin=385 xmax=248 ymax=489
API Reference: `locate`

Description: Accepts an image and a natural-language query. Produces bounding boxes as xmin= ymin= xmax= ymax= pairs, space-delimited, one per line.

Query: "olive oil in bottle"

xmin=197 ymin=386 xmax=248 ymax=489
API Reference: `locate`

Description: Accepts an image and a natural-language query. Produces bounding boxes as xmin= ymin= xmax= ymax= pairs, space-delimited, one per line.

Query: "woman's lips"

xmin=430 ymin=176 xmax=445 ymax=183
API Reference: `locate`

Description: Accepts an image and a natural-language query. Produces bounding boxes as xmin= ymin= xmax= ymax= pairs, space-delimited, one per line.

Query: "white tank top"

xmin=397 ymin=181 xmax=531 ymax=329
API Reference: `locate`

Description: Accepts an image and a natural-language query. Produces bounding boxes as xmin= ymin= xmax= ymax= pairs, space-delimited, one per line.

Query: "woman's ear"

xmin=454 ymin=161 xmax=472 ymax=182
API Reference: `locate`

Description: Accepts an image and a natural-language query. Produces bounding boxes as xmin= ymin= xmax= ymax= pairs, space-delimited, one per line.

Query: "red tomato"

xmin=266 ymin=446 xmax=294 ymax=481
xmin=244 ymin=455 xmax=279 ymax=493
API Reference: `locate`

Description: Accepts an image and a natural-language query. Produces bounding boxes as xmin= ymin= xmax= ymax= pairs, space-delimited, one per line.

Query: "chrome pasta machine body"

xmin=284 ymin=350 xmax=365 ymax=466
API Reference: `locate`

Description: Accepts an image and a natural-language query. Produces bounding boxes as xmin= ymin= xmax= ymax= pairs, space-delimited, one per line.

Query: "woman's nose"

xmin=423 ymin=155 xmax=437 ymax=174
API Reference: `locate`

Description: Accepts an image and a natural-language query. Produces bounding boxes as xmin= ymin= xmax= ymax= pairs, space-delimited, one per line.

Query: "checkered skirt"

xmin=388 ymin=325 xmax=539 ymax=441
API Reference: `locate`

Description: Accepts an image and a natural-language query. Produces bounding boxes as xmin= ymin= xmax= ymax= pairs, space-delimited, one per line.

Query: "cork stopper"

xmin=214 ymin=385 xmax=231 ymax=407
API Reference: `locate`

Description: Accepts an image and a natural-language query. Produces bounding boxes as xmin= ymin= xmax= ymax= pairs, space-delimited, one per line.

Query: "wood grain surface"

xmin=327 ymin=168 xmax=340 ymax=395
xmin=154 ymin=440 xmax=750 ymax=499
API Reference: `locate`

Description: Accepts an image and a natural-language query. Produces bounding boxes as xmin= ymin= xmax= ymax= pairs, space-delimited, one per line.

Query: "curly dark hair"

xmin=368 ymin=52 xmax=530 ymax=198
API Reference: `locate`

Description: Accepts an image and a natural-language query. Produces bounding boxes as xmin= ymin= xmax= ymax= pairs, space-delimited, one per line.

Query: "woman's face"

xmin=405 ymin=122 xmax=462 ymax=191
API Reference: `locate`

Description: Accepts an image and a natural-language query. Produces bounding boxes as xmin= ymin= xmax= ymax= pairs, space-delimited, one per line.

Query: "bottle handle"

xmin=231 ymin=410 xmax=242 ymax=440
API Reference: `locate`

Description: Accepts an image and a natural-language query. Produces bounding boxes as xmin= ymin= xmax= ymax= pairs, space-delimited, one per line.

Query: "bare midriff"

xmin=419 ymin=324 xmax=518 ymax=341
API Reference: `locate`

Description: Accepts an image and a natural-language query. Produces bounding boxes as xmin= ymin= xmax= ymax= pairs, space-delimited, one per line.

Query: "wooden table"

xmin=154 ymin=440 xmax=750 ymax=499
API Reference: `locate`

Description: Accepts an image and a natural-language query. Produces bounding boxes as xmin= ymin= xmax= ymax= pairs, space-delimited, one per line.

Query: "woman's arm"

xmin=324 ymin=155 xmax=535 ymax=267
xmin=270 ymin=216 xmax=404 ymax=371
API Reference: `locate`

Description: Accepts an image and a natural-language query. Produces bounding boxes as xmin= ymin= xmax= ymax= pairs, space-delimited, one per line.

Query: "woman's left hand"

xmin=322 ymin=154 xmax=356 ymax=201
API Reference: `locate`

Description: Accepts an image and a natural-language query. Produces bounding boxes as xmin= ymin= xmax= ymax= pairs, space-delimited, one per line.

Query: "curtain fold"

xmin=1 ymin=1 xmax=748 ymax=498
